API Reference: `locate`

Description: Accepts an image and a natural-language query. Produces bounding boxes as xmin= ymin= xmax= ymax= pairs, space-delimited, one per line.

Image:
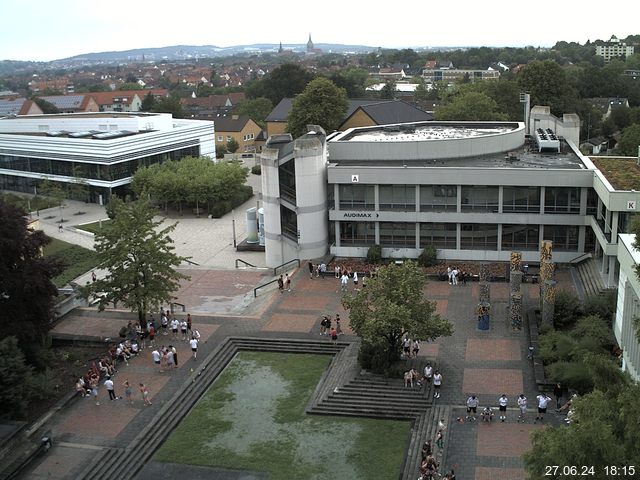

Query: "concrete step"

xmin=309 ymin=405 xmax=420 ymax=420
xmin=337 ymin=385 xmax=426 ymax=397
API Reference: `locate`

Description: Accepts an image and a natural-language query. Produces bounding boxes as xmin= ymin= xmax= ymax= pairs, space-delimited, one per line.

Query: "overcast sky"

xmin=2 ymin=0 xmax=638 ymax=62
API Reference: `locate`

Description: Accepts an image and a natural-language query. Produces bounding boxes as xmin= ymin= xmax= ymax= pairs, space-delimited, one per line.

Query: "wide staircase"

xmin=575 ymin=258 xmax=606 ymax=300
xmin=310 ymin=370 xmax=430 ymax=419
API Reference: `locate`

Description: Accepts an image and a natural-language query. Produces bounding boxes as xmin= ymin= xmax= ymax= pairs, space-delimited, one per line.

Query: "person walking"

xmin=186 ymin=313 xmax=192 ymax=337
xmin=412 ymin=339 xmax=420 ymax=358
xmin=353 ymin=271 xmax=359 ymax=290
xmin=517 ymin=394 xmax=528 ymax=423
xmin=335 ymin=314 xmax=343 ymax=335
xmin=433 ymin=370 xmax=442 ymax=399
xmin=319 ymin=262 xmax=326 ymax=279
xmin=535 ymin=393 xmax=552 ymax=423
xmin=308 ymin=261 xmax=314 ymax=279
xmin=435 ymin=429 xmax=444 ymax=450
xmin=285 ymin=273 xmax=291 ymax=292
xmin=151 ymin=347 xmax=162 ymax=372
xmin=320 ymin=316 xmax=328 ymax=335
xmin=466 ymin=394 xmax=479 ymax=421
xmin=498 ymin=394 xmax=508 ymax=422
xmin=104 ymin=376 xmax=117 ymax=401
xmin=190 ymin=337 xmax=199 ymax=360
xmin=139 ymin=383 xmax=152 ymax=406
xmin=423 ymin=363 xmax=433 ymax=384
xmin=278 ymin=275 xmax=284 ymax=293
xmin=330 ymin=327 xmax=338 ymax=344
xmin=90 ymin=377 xmax=100 ymax=406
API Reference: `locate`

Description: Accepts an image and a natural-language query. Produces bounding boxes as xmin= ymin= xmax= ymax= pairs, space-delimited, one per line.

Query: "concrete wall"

xmin=615 ymin=234 xmax=640 ymax=381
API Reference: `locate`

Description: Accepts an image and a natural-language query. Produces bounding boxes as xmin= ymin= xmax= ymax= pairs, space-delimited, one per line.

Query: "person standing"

xmin=353 ymin=271 xmax=359 ymax=290
xmin=91 ymin=270 xmax=97 ymax=282
xmin=466 ymin=395 xmax=479 ymax=421
xmin=308 ymin=261 xmax=314 ymax=279
xmin=277 ymin=275 xmax=284 ymax=293
xmin=170 ymin=317 xmax=179 ymax=339
xmin=498 ymin=394 xmax=508 ymax=422
xmin=104 ymin=376 xmax=117 ymax=401
xmin=335 ymin=314 xmax=343 ymax=335
xmin=423 ymin=363 xmax=433 ymax=384
xmin=330 ymin=327 xmax=338 ymax=344
xmin=435 ymin=429 xmax=444 ymax=450
xmin=190 ymin=337 xmax=199 ymax=360
xmin=123 ymin=379 xmax=133 ymax=404
xmin=90 ymin=377 xmax=100 ymax=405
xmin=171 ymin=345 xmax=178 ymax=368
xmin=148 ymin=323 xmax=156 ymax=347
xmin=412 ymin=339 xmax=420 ymax=358
xmin=319 ymin=262 xmax=326 ymax=278
xmin=151 ymin=347 xmax=162 ymax=372
xmin=402 ymin=336 xmax=411 ymax=358
xmin=180 ymin=319 xmax=188 ymax=341
xmin=433 ymin=370 xmax=442 ymax=398
xmin=553 ymin=383 xmax=563 ymax=410
xmin=186 ymin=313 xmax=192 ymax=337
xmin=139 ymin=383 xmax=152 ymax=406
xmin=535 ymin=393 xmax=552 ymax=423
xmin=340 ymin=273 xmax=349 ymax=292
xmin=517 ymin=394 xmax=528 ymax=423
xmin=285 ymin=273 xmax=291 ymax=292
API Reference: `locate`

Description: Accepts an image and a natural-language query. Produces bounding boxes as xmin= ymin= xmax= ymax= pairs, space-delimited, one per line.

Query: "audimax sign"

xmin=343 ymin=212 xmax=379 ymax=218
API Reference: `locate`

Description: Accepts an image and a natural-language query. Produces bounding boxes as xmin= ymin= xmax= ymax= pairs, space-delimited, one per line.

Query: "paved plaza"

xmin=15 ymin=173 xmax=576 ymax=479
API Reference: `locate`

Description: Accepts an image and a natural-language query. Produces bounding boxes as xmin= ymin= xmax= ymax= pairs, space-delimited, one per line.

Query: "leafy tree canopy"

xmin=517 ymin=60 xmax=579 ymax=116
xmin=342 ymin=261 xmax=454 ymax=367
xmin=286 ymin=77 xmax=348 ymax=138
xmin=85 ymin=197 xmax=189 ymax=328
xmin=236 ymin=97 xmax=273 ymax=128
xmin=246 ymin=64 xmax=315 ymax=105
xmin=0 ymin=337 xmax=37 ymax=419
xmin=0 ymin=201 xmax=61 ymax=367
xmin=617 ymin=124 xmax=640 ymax=156
xmin=435 ymin=90 xmax=508 ymax=121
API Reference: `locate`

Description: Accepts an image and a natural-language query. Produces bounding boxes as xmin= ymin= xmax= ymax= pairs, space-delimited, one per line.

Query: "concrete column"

xmin=374 ymin=184 xmax=380 ymax=211
xmin=333 ymin=184 xmax=340 ymax=211
xmin=580 ymin=187 xmax=588 ymax=216
xmin=611 ymin=211 xmax=619 ymax=244
xmin=456 ymin=185 xmax=462 ymax=213
xmin=415 ymin=223 xmax=420 ymax=250
xmin=498 ymin=186 xmax=504 ymax=214
xmin=335 ymin=221 xmax=341 ymax=247
xmin=456 ymin=223 xmax=461 ymax=251
xmin=608 ymin=255 xmax=617 ymax=288
xmin=578 ymin=226 xmax=586 ymax=252
xmin=497 ymin=224 xmax=503 ymax=251
xmin=415 ymin=186 xmax=420 ymax=213
xmin=510 ymin=251 xmax=522 ymax=272
xmin=375 ymin=222 xmax=380 ymax=245
xmin=540 ymin=186 xmax=546 ymax=215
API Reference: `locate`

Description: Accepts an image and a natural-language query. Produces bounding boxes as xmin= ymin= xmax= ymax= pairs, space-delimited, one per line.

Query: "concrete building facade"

xmin=0 ymin=112 xmax=215 ymax=203
xmin=615 ymin=234 xmax=640 ymax=381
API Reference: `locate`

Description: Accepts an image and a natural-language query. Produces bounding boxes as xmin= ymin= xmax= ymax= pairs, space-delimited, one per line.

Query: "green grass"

xmin=74 ymin=219 xmax=111 ymax=234
xmin=43 ymin=238 xmax=98 ymax=287
xmin=155 ymin=351 xmax=411 ymax=480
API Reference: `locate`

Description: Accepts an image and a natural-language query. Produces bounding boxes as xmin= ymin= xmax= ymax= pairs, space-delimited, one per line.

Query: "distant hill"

xmin=63 ymin=43 xmax=378 ymax=63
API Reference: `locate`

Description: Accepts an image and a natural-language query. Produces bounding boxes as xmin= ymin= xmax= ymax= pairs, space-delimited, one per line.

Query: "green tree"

xmin=617 ymin=124 xmax=640 ymax=156
xmin=379 ymin=80 xmax=396 ymax=99
xmin=151 ymin=96 xmax=184 ymax=118
xmin=435 ymin=91 xmax=508 ymax=121
xmin=216 ymin=144 xmax=227 ymax=159
xmin=286 ymin=77 xmax=348 ymax=138
xmin=86 ymin=197 xmax=190 ymax=328
xmin=140 ymin=92 xmax=156 ymax=111
xmin=0 ymin=337 xmax=37 ymax=419
xmin=236 ymin=97 xmax=273 ymax=128
xmin=246 ymin=64 xmax=315 ymax=105
xmin=517 ymin=60 xmax=579 ymax=116
xmin=328 ymin=68 xmax=369 ymax=98
xmin=0 ymin=201 xmax=61 ymax=368
xmin=226 ymin=137 xmax=240 ymax=153
xmin=524 ymin=386 xmax=640 ymax=478
xmin=342 ymin=261 xmax=454 ymax=370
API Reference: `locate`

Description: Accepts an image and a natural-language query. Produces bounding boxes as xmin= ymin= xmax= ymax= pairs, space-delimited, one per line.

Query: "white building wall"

xmin=293 ymin=136 xmax=329 ymax=261
xmin=616 ymin=234 xmax=640 ymax=381
xmin=260 ymin=147 xmax=284 ymax=267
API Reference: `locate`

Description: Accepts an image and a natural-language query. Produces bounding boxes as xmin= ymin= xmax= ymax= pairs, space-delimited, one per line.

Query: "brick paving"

xmin=19 ymin=262 xmax=574 ymax=479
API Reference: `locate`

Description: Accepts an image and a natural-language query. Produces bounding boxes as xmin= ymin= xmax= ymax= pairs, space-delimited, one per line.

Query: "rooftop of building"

xmin=337 ymin=122 xmax=516 ymax=142
xmin=590 ymin=157 xmax=640 ymax=191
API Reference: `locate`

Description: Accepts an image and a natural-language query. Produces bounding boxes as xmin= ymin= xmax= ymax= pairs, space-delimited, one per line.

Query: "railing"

xmin=568 ymin=252 xmax=593 ymax=265
xmin=273 ymin=258 xmax=300 ymax=276
xmin=235 ymin=258 xmax=258 ymax=269
xmin=183 ymin=258 xmax=200 ymax=266
xmin=254 ymin=278 xmax=281 ymax=297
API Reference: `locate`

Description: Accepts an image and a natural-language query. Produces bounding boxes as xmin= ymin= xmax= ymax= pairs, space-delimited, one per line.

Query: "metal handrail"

xmin=273 ymin=258 xmax=300 ymax=276
xmin=254 ymin=278 xmax=281 ymax=297
xmin=235 ymin=258 xmax=258 ymax=268
xmin=183 ymin=258 xmax=200 ymax=266
xmin=170 ymin=302 xmax=186 ymax=313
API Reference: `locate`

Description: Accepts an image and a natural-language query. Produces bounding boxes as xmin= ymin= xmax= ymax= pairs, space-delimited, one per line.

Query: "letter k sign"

xmin=351 ymin=175 xmax=359 ymax=183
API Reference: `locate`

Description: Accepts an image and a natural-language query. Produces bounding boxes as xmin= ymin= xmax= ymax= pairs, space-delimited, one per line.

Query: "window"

xmin=420 ymin=223 xmax=457 ymax=249
xmin=379 ymin=185 xmax=415 ymax=211
xmin=217 ymin=136 xmax=223 ymax=142
xmin=502 ymin=187 xmax=540 ymax=213
xmin=544 ymin=187 xmax=580 ymax=214
xmin=461 ymin=186 xmax=499 ymax=212
xmin=543 ymin=225 xmax=578 ymax=251
xmin=339 ymin=184 xmax=375 ymax=210
xmin=460 ymin=224 xmax=498 ymax=250
xmin=278 ymin=160 xmax=296 ymax=203
xmin=380 ymin=222 xmax=415 ymax=248
xmin=502 ymin=225 xmax=539 ymax=250
xmin=280 ymin=206 xmax=298 ymax=242
xmin=339 ymin=222 xmax=375 ymax=246
xmin=420 ymin=185 xmax=457 ymax=211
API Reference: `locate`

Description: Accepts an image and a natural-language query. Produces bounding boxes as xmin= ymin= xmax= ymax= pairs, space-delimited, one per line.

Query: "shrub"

xmin=584 ymin=290 xmax=617 ymax=325
xmin=366 ymin=244 xmax=382 ymax=264
xmin=553 ymin=290 xmax=583 ymax=329
xmin=538 ymin=329 xmax=577 ymax=364
xmin=546 ymin=360 xmax=594 ymax=394
xmin=358 ymin=341 xmax=391 ymax=374
xmin=417 ymin=245 xmax=437 ymax=267
xmin=251 ymin=165 xmax=261 ymax=175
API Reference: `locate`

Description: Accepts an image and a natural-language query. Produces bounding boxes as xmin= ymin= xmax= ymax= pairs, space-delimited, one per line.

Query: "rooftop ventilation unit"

xmin=534 ymin=127 xmax=560 ymax=152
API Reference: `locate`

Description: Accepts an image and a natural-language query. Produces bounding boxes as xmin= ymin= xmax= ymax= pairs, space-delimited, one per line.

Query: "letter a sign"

xmin=351 ymin=175 xmax=359 ymax=183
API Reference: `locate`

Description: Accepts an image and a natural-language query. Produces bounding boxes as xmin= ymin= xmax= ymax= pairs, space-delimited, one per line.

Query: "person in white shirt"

xmin=104 ymin=376 xmax=117 ymax=401
xmin=498 ymin=394 xmax=508 ymax=422
xmin=423 ymin=363 xmax=433 ymax=384
xmin=171 ymin=318 xmax=179 ymax=339
xmin=353 ymin=271 xmax=359 ymax=289
xmin=517 ymin=394 xmax=528 ymax=423
xmin=466 ymin=395 xmax=479 ymax=421
xmin=535 ymin=393 xmax=552 ymax=423
xmin=180 ymin=320 xmax=188 ymax=341
xmin=190 ymin=338 xmax=199 ymax=359
xmin=191 ymin=329 xmax=201 ymax=341
xmin=151 ymin=348 xmax=162 ymax=372
xmin=433 ymin=371 xmax=442 ymax=398
xmin=340 ymin=273 xmax=349 ymax=292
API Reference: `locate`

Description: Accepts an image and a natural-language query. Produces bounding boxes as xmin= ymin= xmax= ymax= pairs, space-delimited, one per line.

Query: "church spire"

xmin=307 ymin=34 xmax=314 ymax=52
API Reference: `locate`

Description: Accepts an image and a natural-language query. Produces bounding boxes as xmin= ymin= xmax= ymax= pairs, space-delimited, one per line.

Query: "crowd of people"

xmin=73 ymin=307 xmax=200 ymax=407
